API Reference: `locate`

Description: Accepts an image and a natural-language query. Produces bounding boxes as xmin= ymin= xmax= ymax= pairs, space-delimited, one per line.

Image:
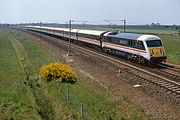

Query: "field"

xmin=0 ymin=29 xmax=41 ymax=119
xmin=157 ymin=34 xmax=180 ymax=64
xmin=0 ymin=28 xmax=157 ymax=119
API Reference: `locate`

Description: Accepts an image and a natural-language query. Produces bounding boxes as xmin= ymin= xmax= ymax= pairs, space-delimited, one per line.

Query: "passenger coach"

xmin=26 ymin=26 xmax=167 ymax=64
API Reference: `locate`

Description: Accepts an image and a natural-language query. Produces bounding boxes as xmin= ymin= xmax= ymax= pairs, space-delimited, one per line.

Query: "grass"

xmin=0 ymin=28 xmax=156 ymax=119
xmin=0 ymin=29 xmax=41 ymax=119
xmin=157 ymin=34 xmax=180 ymax=64
xmin=68 ymin=71 xmax=152 ymax=120
xmin=3 ymin=29 xmax=72 ymax=119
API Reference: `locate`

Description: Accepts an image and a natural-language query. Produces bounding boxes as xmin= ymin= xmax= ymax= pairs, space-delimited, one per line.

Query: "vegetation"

xmin=0 ymin=29 xmax=41 ymax=119
xmin=157 ymin=34 xmax=180 ymax=64
xmin=40 ymin=63 xmax=76 ymax=83
xmin=0 ymin=28 xmax=72 ymax=119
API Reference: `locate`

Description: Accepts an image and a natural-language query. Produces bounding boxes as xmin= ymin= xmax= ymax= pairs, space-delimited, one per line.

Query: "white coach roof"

xmin=27 ymin=26 xmax=106 ymax=36
xmin=137 ymin=35 xmax=161 ymax=41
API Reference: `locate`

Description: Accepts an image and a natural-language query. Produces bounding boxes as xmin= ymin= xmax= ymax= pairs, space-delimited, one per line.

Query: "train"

xmin=26 ymin=26 xmax=167 ymax=64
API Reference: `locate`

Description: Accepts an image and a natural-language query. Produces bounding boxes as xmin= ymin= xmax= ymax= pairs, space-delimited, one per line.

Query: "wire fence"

xmin=58 ymin=84 xmax=97 ymax=120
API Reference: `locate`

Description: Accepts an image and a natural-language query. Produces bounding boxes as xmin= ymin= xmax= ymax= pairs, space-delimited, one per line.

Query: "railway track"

xmin=101 ymin=52 xmax=180 ymax=84
xmin=120 ymin=58 xmax=180 ymax=83
xmin=156 ymin=63 xmax=180 ymax=82
xmin=22 ymin=28 xmax=180 ymax=96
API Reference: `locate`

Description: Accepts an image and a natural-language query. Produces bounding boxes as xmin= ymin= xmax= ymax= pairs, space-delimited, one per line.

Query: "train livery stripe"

xmin=104 ymin=42 xmax=147 ymax=53
xmin=78 ymin=37 xmax=100 ymax=44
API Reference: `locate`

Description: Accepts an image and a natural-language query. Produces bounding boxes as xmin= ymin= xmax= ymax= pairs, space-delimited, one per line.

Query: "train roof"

xmin=27 ymin=26 xmax=106 ymax=36
xmin=107 ymin=33 xmax=160 ymax=41
xmin=78 ymin=29 xmax=106 ymax=36
xmin=26 ymin=26 xmax=161 ymax=41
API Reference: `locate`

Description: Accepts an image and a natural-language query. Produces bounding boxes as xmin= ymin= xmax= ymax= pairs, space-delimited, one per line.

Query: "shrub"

xmin=40 ymin=63 xmax=76 ymax=83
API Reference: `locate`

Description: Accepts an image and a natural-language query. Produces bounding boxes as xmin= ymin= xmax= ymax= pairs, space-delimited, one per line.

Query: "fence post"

xmin=80 ymin=103 xmax=83 ymax=118
xmin=59 ymin=48 xmax=61 ymax=61
xmin=66 ymin=88 xmax=69 ymax=100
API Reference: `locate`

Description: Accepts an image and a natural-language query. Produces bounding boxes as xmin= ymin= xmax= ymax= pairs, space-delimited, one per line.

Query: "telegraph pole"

xmin=67 ymin=20 xmax=88 ymax=56
xmin=40 ymin=22 xmax=42 ymax=28
xmin=122 ymin=19 xmax=126 ymax=32
xmin=67 ymin=20 xmax=72 ymax=56
xmin=40 ymin=22 xmax=42 ymax=39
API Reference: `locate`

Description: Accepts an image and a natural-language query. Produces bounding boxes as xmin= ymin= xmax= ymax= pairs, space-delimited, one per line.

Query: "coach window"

xmin=130 ymin=40 xmax=136 ymax=48
xmin=108 ymin=37 xmax=112 ymax=43
xmin=83 ymin=34 xmax=86 ymax=38
xmin=112 ymin=38 xmax=117 ymax=44
xmin=128 ymin=40 xmax=132 ymax=46
xmin=80 ymin=34 xmax=83 ymax=37
xmin=87 ymin=34 xmax=90 ymax=39
xmin=88 ymin=35 xmax=91 ymax=39
xmin=103 ymin=37 xmax=107 ymax=42
xmin=111 ymin=38 xmax=114 ymax=43
xmin=94 ymin=36 xmax=97 ymax=40
xmin=137 ymin=41 xmax=145 ymax=50
xmin=90 ymin=35 xmax=93 ymax=39
xmin=82 ymin=34 xmax=85 ymax=37
xmin=119 ymin=39 xmax=128 ymax=46
xmin=89 ymin=35 xmax=92 ymax=39
xmin=95 ymin=36 xmax=97 ymax=40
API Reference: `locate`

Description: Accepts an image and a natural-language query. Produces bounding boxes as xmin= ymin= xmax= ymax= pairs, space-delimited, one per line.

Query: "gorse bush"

xmin=40 ymin=63 xmax=76 ymax=83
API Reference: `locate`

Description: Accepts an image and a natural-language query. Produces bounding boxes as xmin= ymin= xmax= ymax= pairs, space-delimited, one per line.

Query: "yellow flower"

xmin=40 ymin=63 xmax=76 ymax=83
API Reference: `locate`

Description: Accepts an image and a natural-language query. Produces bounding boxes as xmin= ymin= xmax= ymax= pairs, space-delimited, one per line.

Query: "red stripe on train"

xmin=104 ymin=42 xmax=146 ymax=53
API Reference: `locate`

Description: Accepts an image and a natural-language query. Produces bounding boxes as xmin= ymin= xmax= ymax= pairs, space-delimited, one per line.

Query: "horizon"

xmin=1 ymin=23 xmax=179 ymax=26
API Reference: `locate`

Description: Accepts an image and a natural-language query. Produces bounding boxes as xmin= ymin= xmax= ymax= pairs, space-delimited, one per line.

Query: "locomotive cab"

xmin=145 ymin=39 xmax=167 ymax=63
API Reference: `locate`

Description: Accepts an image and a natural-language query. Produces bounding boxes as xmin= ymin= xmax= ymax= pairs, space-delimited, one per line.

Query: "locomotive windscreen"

xmin=146 ymin=40 xmax=162 ymax=47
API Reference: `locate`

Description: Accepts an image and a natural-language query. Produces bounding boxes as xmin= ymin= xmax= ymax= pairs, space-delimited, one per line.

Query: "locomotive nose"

xmin=149 ymin=47 xmax=167 ymax=63
xmin=149 ymin=47 xmax=164 ymax=57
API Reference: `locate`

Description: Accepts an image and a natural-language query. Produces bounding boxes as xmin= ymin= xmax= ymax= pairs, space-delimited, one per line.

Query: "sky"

xmin=0 ymin=0 xmax=179 ymax=25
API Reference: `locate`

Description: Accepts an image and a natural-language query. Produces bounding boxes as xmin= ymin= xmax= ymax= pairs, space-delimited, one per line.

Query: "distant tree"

xmin=164 ymin=25 xmax=170 ymax=28
xmin=178 ymin=26 xmax=180 ymax=30
xmin=172 ymin=25 xmax=180 ymax=30
xmin=3 ymin=24 xmax=9 ymax=27
xmin=172 ymin=24 xmax=177 ymax=29
xmin=151 ymin=23 xmax=156 ymax=27
xmin=156 ymin=23 xmax=160 ymax=26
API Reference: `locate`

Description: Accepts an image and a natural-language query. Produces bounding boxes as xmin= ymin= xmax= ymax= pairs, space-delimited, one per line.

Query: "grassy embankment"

xmin=0 ymin=29 xmax=41 ymax=119
xmin=0 ymin=28 xmax=155 ymax=119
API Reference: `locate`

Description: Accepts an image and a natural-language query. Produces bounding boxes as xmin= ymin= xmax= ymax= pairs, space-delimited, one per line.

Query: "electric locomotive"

xmin=102 ymin=33 xmax=167 ymax=63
